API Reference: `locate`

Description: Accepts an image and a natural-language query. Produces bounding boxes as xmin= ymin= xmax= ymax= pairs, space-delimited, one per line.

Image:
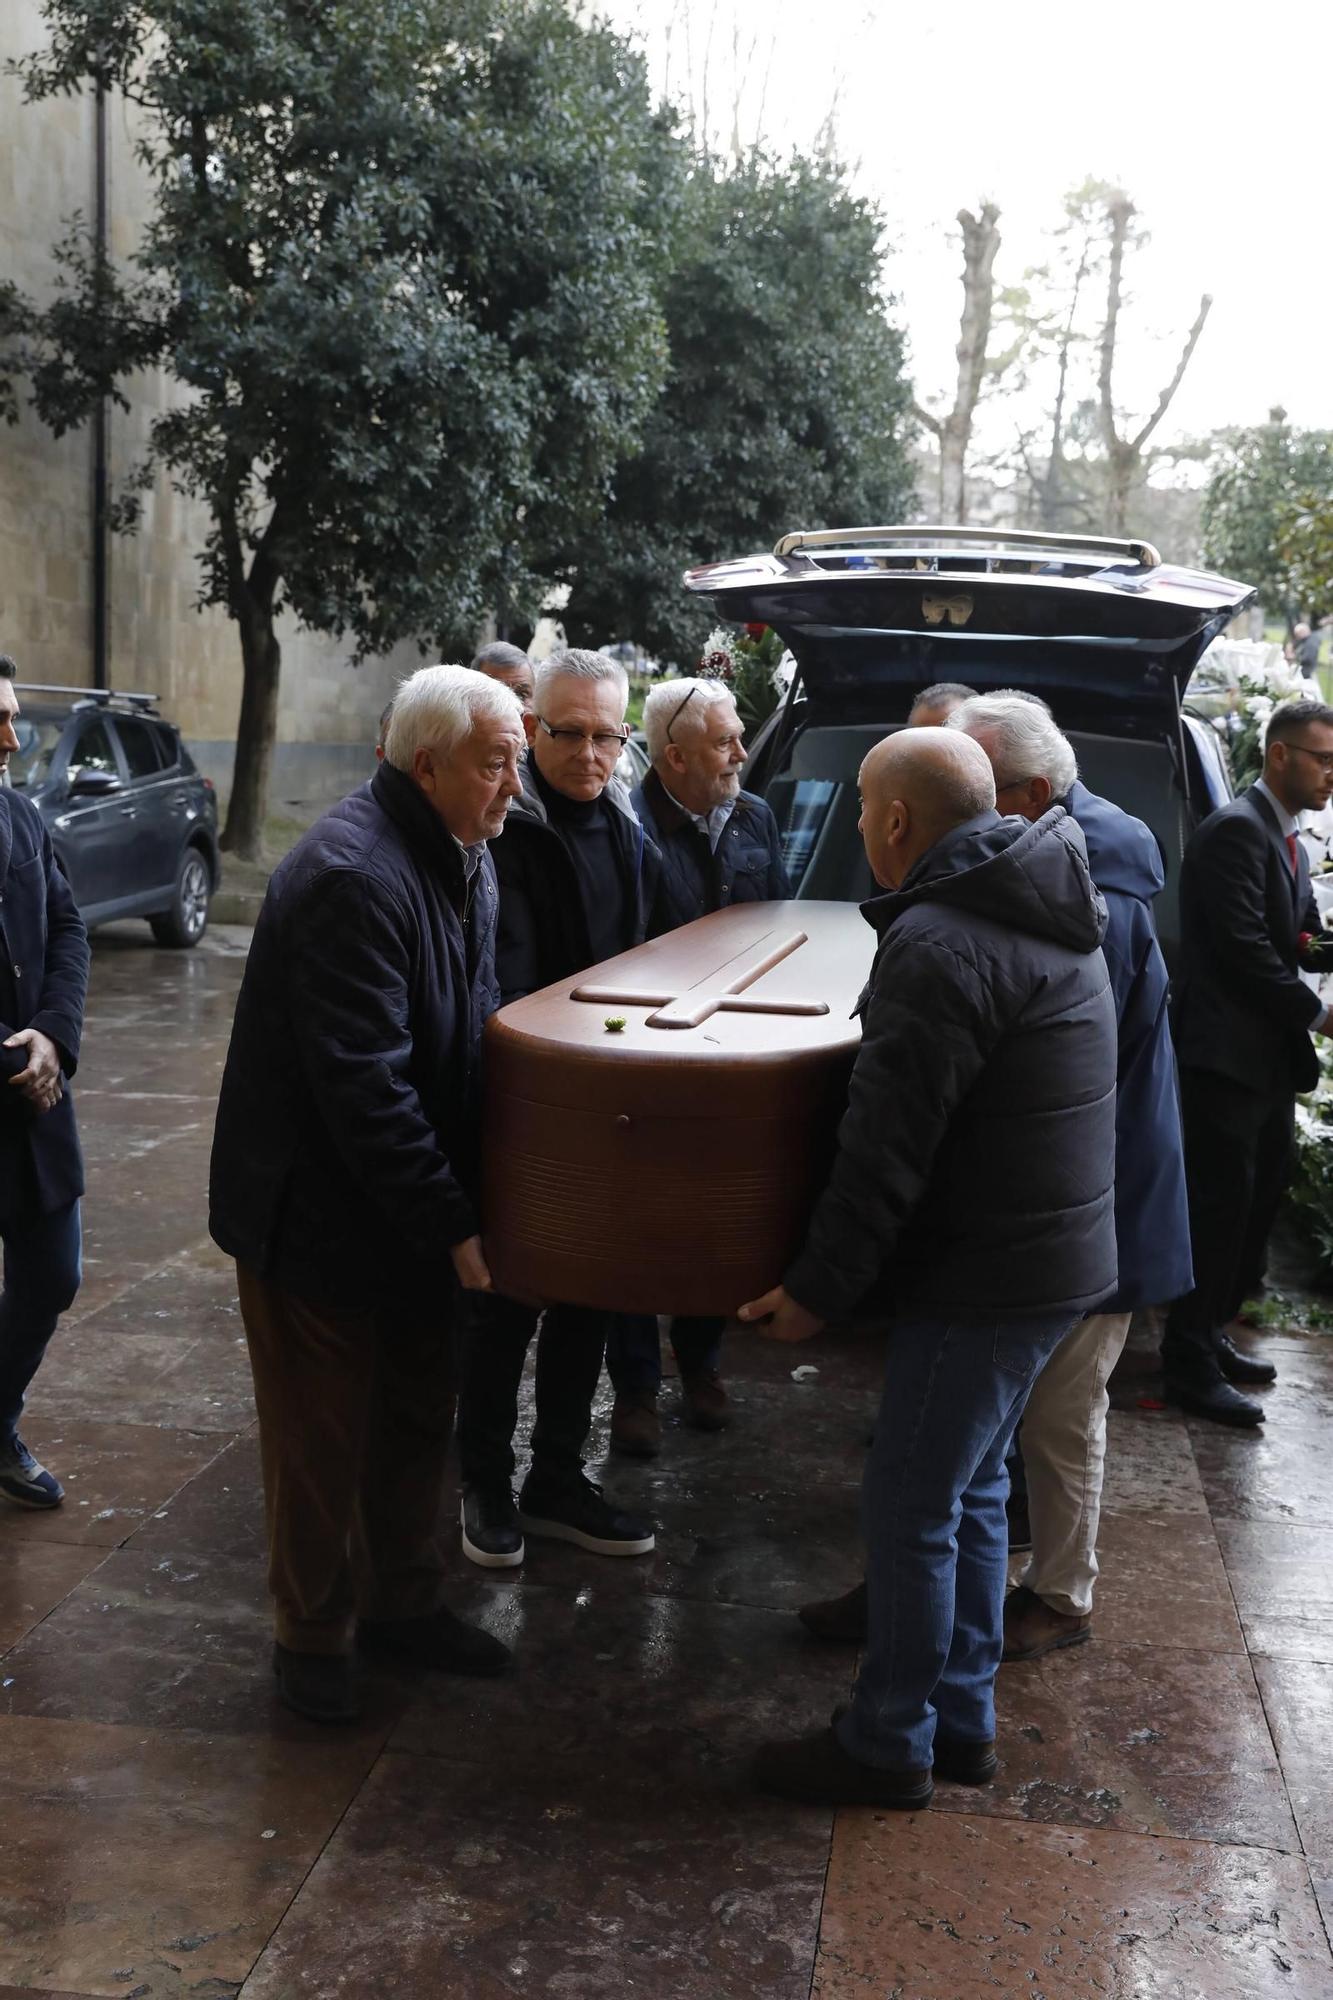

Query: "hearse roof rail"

xmin=773 ymin=525 xmax=1163 ymax=572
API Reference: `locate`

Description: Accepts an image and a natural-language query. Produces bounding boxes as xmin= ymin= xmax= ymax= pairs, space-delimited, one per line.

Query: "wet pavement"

xmin=1 ymin=924 xmax=1332 ymax=1997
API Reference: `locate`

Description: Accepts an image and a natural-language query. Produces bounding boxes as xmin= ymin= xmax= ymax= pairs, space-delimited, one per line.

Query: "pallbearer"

xmin=605 ymin=674 xmax=790 ymax=1457
xmin=456 ymin=650 xmax=662 ymax=1572
xmin=741 ymin=727 xmax=1118 ymax=1809
xmin=210 ymin=665 xmax=524 ymax=1722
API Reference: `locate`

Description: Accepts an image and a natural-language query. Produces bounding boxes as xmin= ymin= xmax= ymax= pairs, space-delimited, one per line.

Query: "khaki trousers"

xmin=1016 ymin=1310 xmax=1132 ymax=1619
xmin=236 ymin=1264 xmax=456 ymax=1654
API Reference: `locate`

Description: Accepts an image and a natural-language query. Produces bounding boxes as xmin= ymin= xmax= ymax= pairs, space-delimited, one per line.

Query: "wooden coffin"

xmin=481 ymin=900 xmax=874 ymax=1316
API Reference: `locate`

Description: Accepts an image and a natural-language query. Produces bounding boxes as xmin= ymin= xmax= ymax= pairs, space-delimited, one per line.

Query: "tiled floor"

xmin=1 ymin=923 xmax=1331 ymax=1998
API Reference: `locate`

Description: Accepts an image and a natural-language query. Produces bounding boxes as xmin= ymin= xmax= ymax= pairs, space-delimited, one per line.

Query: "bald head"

xmin=858 ymin=727 xmax=997 ymax=889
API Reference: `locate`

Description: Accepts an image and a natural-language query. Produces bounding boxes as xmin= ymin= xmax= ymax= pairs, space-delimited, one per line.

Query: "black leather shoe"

xmin=272 ymin=1643 xmax=362 ymax=1723
xmin=932 ymin=1734 xmax=998 ymax=1785
xmin=754 ymin=1726 xmax=932 ymax=1808
xmin=358 ymin=1606 xmax=512 ymax=1677
xmin=1165 ymin=1376 xmax=1265 ymax=1427
xmin=797 ymin=1579 xmax=867 ymax=1643
xmin=1215 ymin=1334 xmax=1277 ymax=1386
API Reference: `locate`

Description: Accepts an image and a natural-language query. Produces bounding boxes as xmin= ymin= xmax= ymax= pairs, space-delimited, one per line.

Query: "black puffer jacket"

xmin=632 ymin=767 xmax=790 ymax=929
xmin=209 ymin=762 xmax=499 ymax=1308
xmin=490 ymin=754 xmax=663 ymax=1004
xmin=784 ymin=806 xmax=1118 ymax=1323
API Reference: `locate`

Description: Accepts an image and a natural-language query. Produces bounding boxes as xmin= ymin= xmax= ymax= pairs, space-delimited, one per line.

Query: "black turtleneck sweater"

xmin=532 ymin=758 xmax=631 ymax=966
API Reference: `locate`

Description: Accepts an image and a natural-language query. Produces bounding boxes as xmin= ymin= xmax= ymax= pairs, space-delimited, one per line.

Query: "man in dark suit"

xmin=1164 ymin=698 xmax=1333 ymax=1425
xmin=0 ymin=666 xmax=91 ymax=1511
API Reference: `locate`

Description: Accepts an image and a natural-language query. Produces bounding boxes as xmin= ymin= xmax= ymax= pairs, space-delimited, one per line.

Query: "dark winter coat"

xmin=490 ymin=753 xmax=663 ymax=1004
xmin=1170 ymin=786 xmax=1325 ymax=1097
xmin=209 ymin=762 xmax=499 ymax=1308
xmin=632 ymin=767 xmax=790 ymax=929
xmin=0 ymin=790 xmax=90 ymax=1216
xmin=784 ymin=806 xmax=1118 ymax=1324
xmin=1062 ymin=780 xmax=1192 ymax=1311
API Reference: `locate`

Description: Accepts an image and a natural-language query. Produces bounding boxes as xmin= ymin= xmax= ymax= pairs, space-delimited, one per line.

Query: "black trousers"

xmin=1162 ymin=1066 xmax=1295 ymax=1382
xmin=456 ymin=1291 xmax=608 ymax=1489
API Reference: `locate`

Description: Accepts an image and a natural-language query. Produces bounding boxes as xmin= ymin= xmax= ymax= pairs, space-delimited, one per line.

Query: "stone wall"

xmin=0 ymin=1 xmax=417 ymax=808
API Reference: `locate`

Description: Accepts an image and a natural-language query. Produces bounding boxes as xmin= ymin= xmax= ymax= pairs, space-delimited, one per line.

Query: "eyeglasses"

xmin=535 ymin=717 xmax=629 ymax=754
xmin=665 ymin=687 xmax=698 ymax=743
xmin=1281 ymin=742 xmax=1333 ymax=775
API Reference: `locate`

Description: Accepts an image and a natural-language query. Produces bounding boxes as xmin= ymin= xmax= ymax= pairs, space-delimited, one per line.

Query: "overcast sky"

xmin=603 ymin=0 xmax=1330 ymax=456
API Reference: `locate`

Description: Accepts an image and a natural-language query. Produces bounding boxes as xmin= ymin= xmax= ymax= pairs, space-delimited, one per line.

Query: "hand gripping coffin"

xmin=481 ymin=901 xmax=875 ymax=1315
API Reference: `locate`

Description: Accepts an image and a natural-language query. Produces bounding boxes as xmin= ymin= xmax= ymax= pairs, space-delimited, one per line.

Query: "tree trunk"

xmin=221 ymin=600 xmax=282 ymax=861
xmin=1096 ymin=188 xmax=1210 ymax=540
xmin=916 ymin=202 xmax=1002 ymax=523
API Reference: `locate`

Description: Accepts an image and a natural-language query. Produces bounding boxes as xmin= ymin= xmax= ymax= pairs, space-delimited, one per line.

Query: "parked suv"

xmin=684 ymin=525 xmax=1254 ymax=965
xmin=7 ymin=686 xmax=219 ymax=946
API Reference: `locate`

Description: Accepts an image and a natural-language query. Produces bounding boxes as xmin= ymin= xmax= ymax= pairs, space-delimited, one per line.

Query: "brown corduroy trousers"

xmin=236 ymin=1263 xmax=456 ymax=1655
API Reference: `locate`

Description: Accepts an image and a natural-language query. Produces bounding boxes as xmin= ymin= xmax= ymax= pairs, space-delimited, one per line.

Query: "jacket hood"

xmin=1064 ymin=779 xmax=1164 ymax=903
xmin=867 ymin=805 xmax=1107 ymax=954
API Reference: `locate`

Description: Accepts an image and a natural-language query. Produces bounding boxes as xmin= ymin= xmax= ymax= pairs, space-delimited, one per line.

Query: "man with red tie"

xmin=1163 ymin=699 xmax=1333 ymax=1425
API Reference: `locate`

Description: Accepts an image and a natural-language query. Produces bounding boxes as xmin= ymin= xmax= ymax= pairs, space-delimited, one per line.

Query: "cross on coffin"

xmin=571 ymin=929 xmax=830 ymax=1031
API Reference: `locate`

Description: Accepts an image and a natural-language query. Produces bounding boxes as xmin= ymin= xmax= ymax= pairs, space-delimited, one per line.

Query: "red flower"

xmin=744 ymin=622 xmax=768 ymax=639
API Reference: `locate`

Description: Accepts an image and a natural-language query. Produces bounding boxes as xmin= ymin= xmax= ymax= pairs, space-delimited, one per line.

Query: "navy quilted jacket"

xmin=209 ymin=763 xmax=499 ymax=1307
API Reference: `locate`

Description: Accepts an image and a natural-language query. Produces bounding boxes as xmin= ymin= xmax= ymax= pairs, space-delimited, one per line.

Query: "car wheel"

xmin=150 ymin=847 xmax=211 ymax=948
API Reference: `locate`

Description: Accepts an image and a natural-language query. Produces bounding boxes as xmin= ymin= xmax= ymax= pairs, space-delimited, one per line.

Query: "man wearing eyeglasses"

xmin=603 ymin=676 xmax=790 ymax=1456
xmin=457 ymin=649 xmax=662 ymax=1570
xmin=1163 ymin=698 xmax=1333 ymax=1426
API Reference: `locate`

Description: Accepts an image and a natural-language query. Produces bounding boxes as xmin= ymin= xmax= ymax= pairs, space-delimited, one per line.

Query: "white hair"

xmin=946 ymin=692 xmax=1078 ymax=798
xmin=533 ymin=648 xmax=628 ymax=713
xmin=383 ymin=664 xmax=522 ymax=770
xmin=642 ymin=676 xmax=736 ymax=764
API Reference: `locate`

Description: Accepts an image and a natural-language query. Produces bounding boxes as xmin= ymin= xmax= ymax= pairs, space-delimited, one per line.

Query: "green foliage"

xmin=3 ymin=0 xmax=679 ymax=654
xmin=1278 ymin=491 xmax=1333 ymax=619
xmin=1290 ymin=1040 xmax=1333 ymax=1284
xmin=1202 ymin=411 xmax=1333 ymax=622
xmin=558 ymin=152 xmax=915 ymax=667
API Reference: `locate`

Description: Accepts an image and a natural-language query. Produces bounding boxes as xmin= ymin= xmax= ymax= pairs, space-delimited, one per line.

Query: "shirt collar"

xmin=1253 ymin=777 xmax=1301 ymax=840
xmin=660 ymin=780 xmax=737 ymax=852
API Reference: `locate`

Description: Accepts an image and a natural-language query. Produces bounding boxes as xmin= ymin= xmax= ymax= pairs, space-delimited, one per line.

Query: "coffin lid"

xmin=485 ymin=901 xmax=872 ymax=1110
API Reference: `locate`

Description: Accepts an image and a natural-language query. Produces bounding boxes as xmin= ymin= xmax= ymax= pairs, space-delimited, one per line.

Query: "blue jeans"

xmin=0 ymin=1199 xmax=82 ymax=1444
xmin=604 ymin=1315 xmax=724 ymax=1394
xmin=838 ymin=1308 xmax=1076 ymax=1772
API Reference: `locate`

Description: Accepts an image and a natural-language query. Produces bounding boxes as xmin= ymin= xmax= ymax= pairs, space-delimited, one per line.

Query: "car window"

xmin=148 ymin=720 xmax=179 ymax=770
xmin=115 ymin=717 xmax=166 ymax=781
xmin=68 ymin=718 xmax=118 ymax=781
xmin=7 ymin=716 xmax=63 ymax=791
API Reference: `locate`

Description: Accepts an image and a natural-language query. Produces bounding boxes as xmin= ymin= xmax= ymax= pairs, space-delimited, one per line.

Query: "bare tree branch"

xmin=1129 ymin=294 xmax=1213 ymax=454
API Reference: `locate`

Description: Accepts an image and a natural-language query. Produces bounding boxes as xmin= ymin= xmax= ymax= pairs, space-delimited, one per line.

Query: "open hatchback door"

xmin=683 ymin=526 xmax=1258 ymax=963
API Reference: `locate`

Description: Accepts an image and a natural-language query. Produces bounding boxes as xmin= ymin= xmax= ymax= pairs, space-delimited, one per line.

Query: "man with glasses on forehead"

xmin=603 ymin=675 xmax=790 ymax=1456
xmin=457 ymin=649 xmax=663 ymax=1569
xmin=1164 ymin=697 xmax=1333 ymax=1426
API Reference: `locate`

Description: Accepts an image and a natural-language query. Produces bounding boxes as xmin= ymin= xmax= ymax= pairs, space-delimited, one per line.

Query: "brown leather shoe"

xmin=1003 ymin=1584 xmax=1091 ymax=1662
xmin=680 ymin=1368 xmax=730 ymax=1432
xmin=798 ymin=1579 xmax=867 ymax=1643
xmin=610 ymin=1390 xmax=661 ymax=1459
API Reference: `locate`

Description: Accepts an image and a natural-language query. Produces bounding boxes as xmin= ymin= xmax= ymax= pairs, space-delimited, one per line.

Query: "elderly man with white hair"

xmin=602 ymin=675 xmax=790 ymax=1454
xmin=946 ymin=693 xmax=1194 ymax=1659
xmin=456 ymin=649 xmax=662 ymax=1572
xmin=210 ymin=664 xmax=526 ymax=1721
